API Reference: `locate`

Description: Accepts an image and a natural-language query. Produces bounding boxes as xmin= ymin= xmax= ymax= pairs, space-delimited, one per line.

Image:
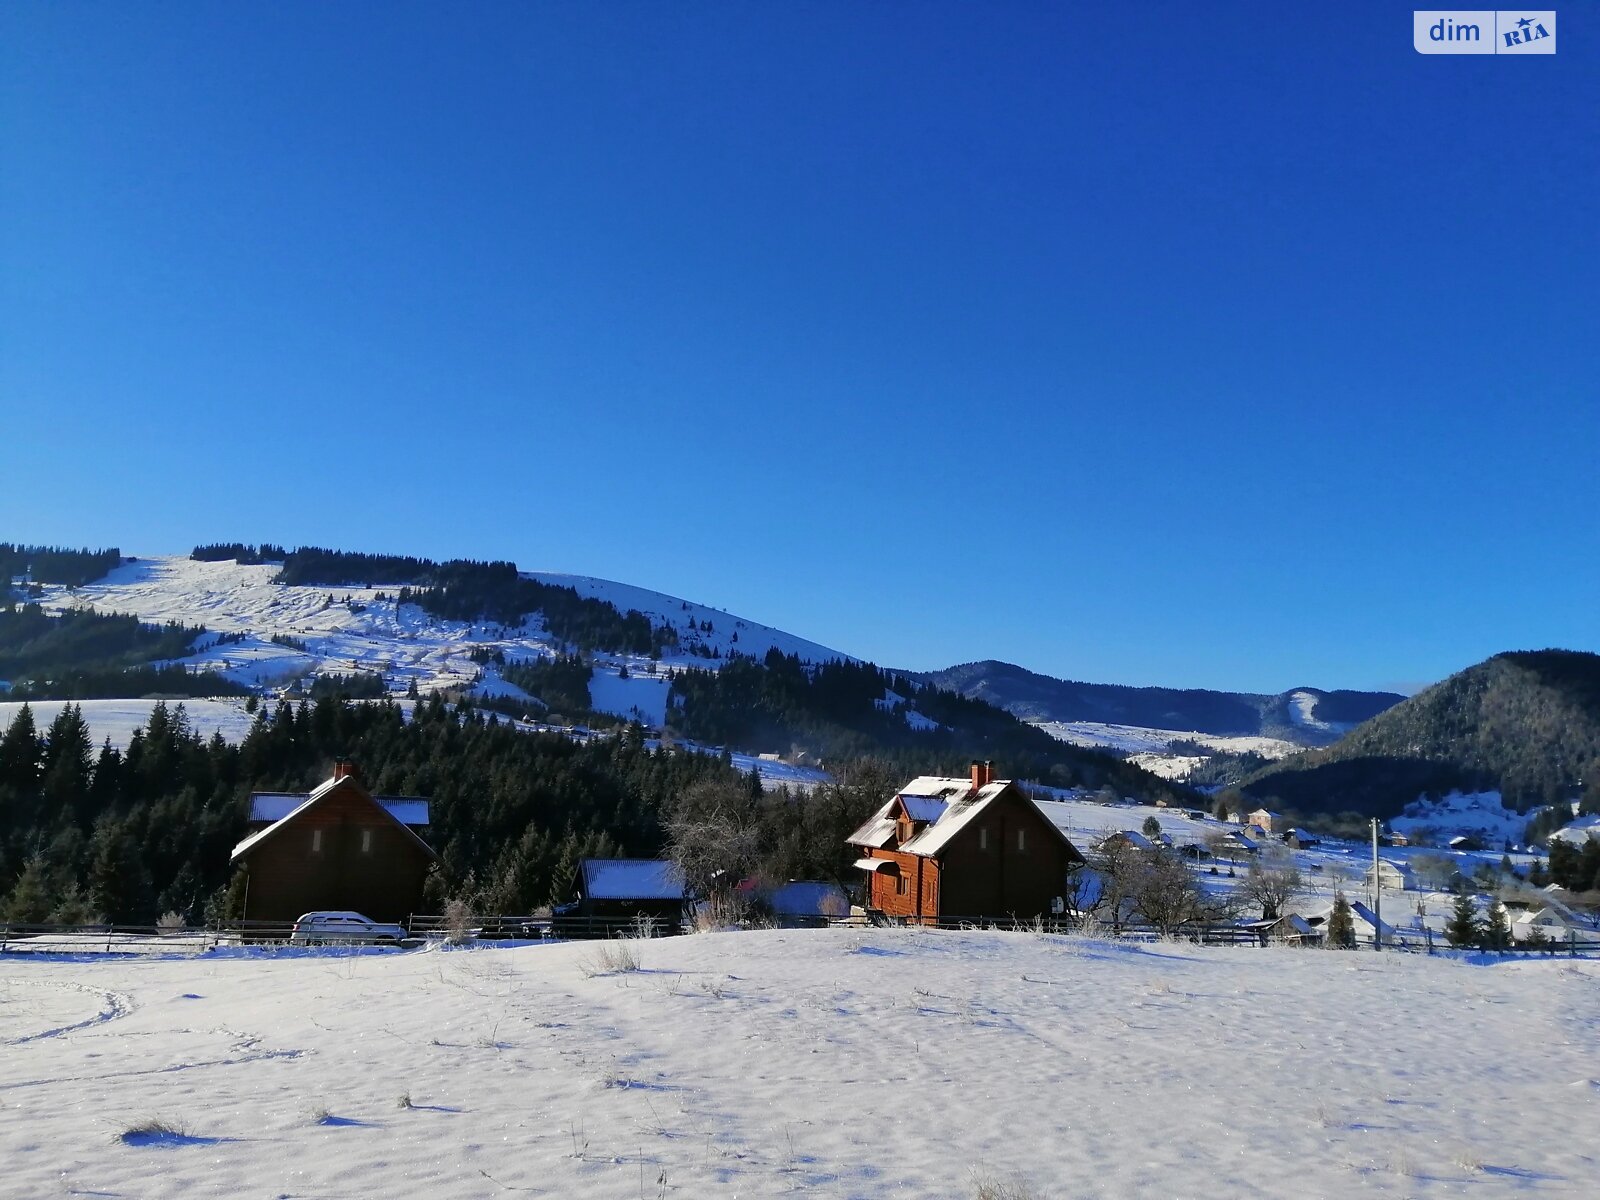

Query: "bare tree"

xmin=1082 ymin=835 xmax=1147 ymax=932
xmin=665 ymin=778 xmax=760 ymax=924
xmin=1240 ymin=848 xmax=1304 ymax=920
xmin=1129 ymin=848 xmax=1225 ymax=935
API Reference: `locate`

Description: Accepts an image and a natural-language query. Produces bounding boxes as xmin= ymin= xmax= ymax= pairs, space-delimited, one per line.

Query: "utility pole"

xmin=1370 ymin=818 xmax=1382 ymax=952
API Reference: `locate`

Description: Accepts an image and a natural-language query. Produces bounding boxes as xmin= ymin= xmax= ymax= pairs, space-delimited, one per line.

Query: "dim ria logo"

xmin=1414 ymin=11 xmax=1555 ymax=53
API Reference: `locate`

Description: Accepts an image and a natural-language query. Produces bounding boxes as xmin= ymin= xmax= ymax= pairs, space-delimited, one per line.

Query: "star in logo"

xmin=1517 ymin=16 xmax=1533 ymax=29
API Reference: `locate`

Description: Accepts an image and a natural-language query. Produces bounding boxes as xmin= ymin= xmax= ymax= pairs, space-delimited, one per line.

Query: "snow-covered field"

xmin=0 ymin=698 xmax=258 ymax=751
xmin=1392 ymin=791 xmax=1531 ymax=850
xmin=2 ymin=929 xmax=1595 ymax=1199
xmin=1032 ymin=720 xmax=1300 ymax=780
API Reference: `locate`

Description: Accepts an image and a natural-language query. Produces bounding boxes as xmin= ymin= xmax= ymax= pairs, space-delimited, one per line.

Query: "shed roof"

xmin=580 ymin=858 xmax=687 ymax=901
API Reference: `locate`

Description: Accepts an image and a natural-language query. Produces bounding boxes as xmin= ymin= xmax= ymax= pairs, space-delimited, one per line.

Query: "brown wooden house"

xmin=228 ymin=762 xmax=438 ymax=923
xmin=846 ymin=762 xmax=1084 ymax=924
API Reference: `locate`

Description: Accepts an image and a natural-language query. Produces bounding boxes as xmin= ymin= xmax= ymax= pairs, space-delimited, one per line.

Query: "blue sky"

xmin=2 ymin=2 xmax=1596 ymax=694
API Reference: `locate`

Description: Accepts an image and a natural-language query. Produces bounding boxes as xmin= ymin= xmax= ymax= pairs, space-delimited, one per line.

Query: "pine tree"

xmin=1326 ymin=890 xmax=1356 ymax=949
xmin=1445 ymin=892 xmax=1482 ymax=948
xmin=2 ymin=854 xmax=55 ymax=923
xmin=1481 ymin=901 xmax=1511 ymax=951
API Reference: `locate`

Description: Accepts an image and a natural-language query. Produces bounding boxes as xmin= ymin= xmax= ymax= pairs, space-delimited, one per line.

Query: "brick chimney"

xmin=970 ymin=760 xmax=984 ymax=791
xmin=333 ymin=757 xmax=357 ymax=782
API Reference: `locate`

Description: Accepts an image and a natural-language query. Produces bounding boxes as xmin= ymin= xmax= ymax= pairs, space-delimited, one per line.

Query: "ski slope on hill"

xmin=2 ymin=929 xmax=1594 ymax=1199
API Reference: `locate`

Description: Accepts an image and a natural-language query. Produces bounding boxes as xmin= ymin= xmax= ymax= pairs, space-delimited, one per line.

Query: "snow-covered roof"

xmin=249 ymin=792 xmax=429 ymax=826
xmin=1099 ymin=830 xmax=1157 ymax=852
xmin=1302 ymin=900 xmax=1397 ymax=940
xmin=1514 ymin=907 xmax=1570 ymax=928
xmin=231 ymin=775 xmax=438 ymax=863
xmin=1286 ymin=828 xmax=1318 ymax=841
xmin=901 ymin=782 xmax=1007 ymax=856
xmin=1549 ymin=815 xmax=1600 ymax=845
xmin=900 ymin=795 xmax=948 ymax=824
xmin=579 ymin=858 xmax=686 ymax=901
xmin=846 ymin=811 xmax=898 ymax=849
xmin=846 ymin=776 xmax=1079 ymax=860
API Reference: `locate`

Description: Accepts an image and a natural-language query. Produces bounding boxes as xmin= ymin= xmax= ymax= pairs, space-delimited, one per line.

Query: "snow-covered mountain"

xmin=20 ymin=554 xmax=850 ymax=727
xmin=5 ymin=551 xmax=1406 ymax=787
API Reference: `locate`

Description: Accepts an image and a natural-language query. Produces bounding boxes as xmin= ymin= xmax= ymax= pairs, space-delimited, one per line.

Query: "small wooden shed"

xmin=567 ymin=858 xmax=688 ymax=933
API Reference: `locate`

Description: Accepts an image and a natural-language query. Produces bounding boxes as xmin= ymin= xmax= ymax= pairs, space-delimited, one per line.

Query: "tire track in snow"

xmin=2 ymin=980 xmax=135 ymax=1046
xmin=0 ymin=1027 xmax=310 ymax=1092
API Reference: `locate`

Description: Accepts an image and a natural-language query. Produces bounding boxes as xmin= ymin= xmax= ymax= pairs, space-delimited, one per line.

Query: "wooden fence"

xmin=4 ymin=916 xmax=1596 ymax=955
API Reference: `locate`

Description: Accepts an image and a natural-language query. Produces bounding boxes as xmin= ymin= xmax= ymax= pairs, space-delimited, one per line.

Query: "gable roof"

xmin=1303 ymin=900 xmax=1397 ymax=940
xmin=249 ymin=791 xmax=430 ymax=826
xmin=1365 ymin=859 xmax=1414 ymax=879
xmin=230 ymin=774 xmax=439 ymax=864
xmin=579 ymin=858 xmax=686 ymax=901
xmin=846 ymin=776 xmax=1080 ymax=860
xmin=1098 ymin=829 xmax=1157 ymax=853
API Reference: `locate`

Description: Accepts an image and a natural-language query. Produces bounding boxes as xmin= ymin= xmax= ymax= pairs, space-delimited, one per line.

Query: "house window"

xmin=896 ymin=871 xmax=909 ymax=896
xmin=311 ymin=829 xmax=322 ymax=854
xmin=1017 ymin=828 xmax=1026 ymax=852
xmin=979 ymin=828 xmax=988 ymax=851
xmin=361 ymin=829 xmax=373 ymax=854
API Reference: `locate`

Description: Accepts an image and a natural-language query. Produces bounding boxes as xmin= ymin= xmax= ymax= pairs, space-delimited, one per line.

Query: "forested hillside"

xmin=926 ymin=660 xmax=1402 ymax=744
xmin=668 ymin=651 xmax=1192 ymax=803
xmin=0 ymin=543 xmax=121 ymax=589
xmin=0 ymin=601 xmax=244 ymax=700
xmin=263 ymin=546 xmax=673 ymax=654
xmin=0 ymin=695 xmax=779 ymax=924
xmin=1242 ymin=650 xmax=1600 ymax=815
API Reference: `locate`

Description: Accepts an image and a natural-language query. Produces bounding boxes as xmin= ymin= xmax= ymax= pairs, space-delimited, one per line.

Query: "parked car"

xmin=290 ymin=911 xmax=407 ymax=945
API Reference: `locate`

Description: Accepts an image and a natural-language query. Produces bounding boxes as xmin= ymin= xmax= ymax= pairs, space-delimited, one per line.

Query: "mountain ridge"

xmin=922 ymin=659 xmax=1404 ymax=748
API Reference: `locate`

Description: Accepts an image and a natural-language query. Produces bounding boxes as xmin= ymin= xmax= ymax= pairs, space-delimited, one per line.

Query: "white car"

xmin=289 ymin=911 xmax=408 ymax=945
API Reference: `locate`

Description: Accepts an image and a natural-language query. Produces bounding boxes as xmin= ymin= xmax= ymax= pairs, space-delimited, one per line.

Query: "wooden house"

xmin=846 ymin=762 xmax=1084 ymax=924
xmin=228 ymin=762 xmax=438 ymax=923
xmin=565 ymin=858 xmax=688 ymax=932
xmin=1284 ymin=828 xmax=1321 ymax=850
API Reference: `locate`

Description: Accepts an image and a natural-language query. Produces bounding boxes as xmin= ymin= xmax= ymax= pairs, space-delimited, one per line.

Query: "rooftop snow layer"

xmin=580 ymin=858 xmax=687 ymax=901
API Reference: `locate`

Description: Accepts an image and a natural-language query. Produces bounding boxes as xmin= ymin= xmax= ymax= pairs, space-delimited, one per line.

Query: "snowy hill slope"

xmin=22 ymin=556 xmax=851 ymax=717
xmin=4 ymin=929 xmax=1595 ymax=1199
xmin=527 ymin=572 xmax=851 ymax=666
